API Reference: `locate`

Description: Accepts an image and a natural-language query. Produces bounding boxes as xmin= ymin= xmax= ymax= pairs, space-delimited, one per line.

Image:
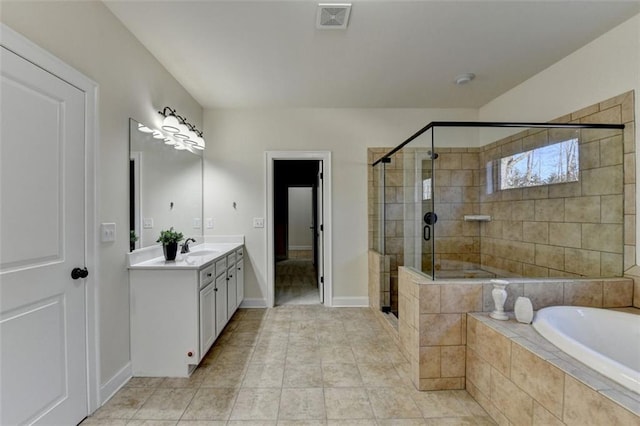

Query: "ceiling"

xmin=104 ymin=1 xmax=640 ymax=109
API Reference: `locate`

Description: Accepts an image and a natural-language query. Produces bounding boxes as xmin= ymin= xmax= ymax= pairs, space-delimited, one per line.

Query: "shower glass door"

xmin=420 ymin=152 xmax=435 ymax=277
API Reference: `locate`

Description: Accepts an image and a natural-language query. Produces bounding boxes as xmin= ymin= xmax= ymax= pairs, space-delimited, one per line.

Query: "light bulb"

xmin=161 ymin=115 xmax=180 ymax=133
xmin=193 ymin=134 xmax=205 ymax=149
xmin=138 ymin=123 xmax=153 ymax=133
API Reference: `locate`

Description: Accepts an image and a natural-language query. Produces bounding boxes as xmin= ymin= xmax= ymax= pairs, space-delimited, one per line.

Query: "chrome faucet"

xmin=181 ymin=238 xmax=196 ymax=253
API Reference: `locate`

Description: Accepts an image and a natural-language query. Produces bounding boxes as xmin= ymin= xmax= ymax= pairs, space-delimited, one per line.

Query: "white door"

xmin=316 ymin=165 xmax=324 ymax=304
xmin=0 ymin=46 xmax=88 ymax=425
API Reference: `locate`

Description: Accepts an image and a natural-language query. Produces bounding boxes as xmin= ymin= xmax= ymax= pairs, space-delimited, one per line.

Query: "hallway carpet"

xmin=84 ymin=306 xmax=495 ymax=425
xmin=275 ymin=259 xmax=320 ymax=306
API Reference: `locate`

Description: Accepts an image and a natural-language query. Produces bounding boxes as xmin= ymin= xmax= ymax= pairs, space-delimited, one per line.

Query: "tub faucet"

xmin=181 ymin=238 xmax=196 ymax=253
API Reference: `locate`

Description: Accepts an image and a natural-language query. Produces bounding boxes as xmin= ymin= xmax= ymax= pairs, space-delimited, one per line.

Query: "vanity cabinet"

xmin=236 ymin=248 xmax=244 ymax=307
xmin=199 ymin=264 xmax=216 ymax=358
xmin=129 ymin=244 xmax=243 ymax=377
xmin=215 ymin=269 xmax=228 ymax=337
xmin=226 ymin=251 xmax=237 ymax=315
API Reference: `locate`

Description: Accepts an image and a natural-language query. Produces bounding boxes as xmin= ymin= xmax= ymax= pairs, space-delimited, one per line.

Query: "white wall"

xmin=203 ymin=108 xmax=477 ymax=304
xmin=288 ymin=187 xmax=313 ymax=250
xmin=478 ymin=13 xmax=640 ymax=264
xmin=1 ymin=1 xmax=202 ymax=394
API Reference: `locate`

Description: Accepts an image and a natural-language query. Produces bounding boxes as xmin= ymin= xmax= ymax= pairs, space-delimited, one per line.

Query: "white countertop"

xmin=128 ymin=235 xmax=244 ymax=270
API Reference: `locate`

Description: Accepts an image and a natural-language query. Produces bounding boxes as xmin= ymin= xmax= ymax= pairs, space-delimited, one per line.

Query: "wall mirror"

xmin=129 ymin=118 xmax=203 ymax=250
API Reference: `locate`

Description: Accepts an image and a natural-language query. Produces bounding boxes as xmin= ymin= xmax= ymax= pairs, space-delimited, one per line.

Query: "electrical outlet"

xmin=206 ymin=218 xmax=214 ymax=229
xmin=193 ymin=218 xmax=201 ymax=229
xmin=253 ymin=217 xmax=264 ymax=228
xmin=101 ymin=223 xmax=116 ymax=242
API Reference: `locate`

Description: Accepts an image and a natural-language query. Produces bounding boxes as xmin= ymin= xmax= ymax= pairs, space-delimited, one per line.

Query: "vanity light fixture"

xmin=158 ymin=106 xmax=206 ymax=150
xmin=137 ymin=123 xmax=154 ymax=133
xmin=160 ymin=110 xmax=181 ymax=133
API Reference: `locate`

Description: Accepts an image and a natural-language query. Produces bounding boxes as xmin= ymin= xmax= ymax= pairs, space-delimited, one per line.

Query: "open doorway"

xmin=273 ymin=160 xmax=322 ymax=305
xmin=266 ymin=151 xmax=332 ymax=308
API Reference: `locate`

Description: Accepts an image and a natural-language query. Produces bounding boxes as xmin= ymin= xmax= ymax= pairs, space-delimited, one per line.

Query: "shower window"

xmin=422 ymin=178 xmax=432 ymax=200
xmin=499 ymin=138 xmax=579 ymax=190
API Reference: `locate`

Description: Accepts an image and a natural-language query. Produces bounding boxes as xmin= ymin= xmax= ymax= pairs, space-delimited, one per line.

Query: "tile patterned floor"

xmin=83 ymin=306 xmax=495 ymax=425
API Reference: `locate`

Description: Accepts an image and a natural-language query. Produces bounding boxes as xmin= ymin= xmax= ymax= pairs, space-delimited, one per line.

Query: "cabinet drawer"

xmin=200 ymin=265 xmax=215 ymax=288
xmin=227 ymin=252 xmax=236 ymax=265
xmin=215 ymin=258 xmax=227 ymax=276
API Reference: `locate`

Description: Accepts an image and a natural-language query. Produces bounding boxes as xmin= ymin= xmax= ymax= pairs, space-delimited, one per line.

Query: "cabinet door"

xmin=227 ymin=266 xmax=237 ymax=318
xmin=236 ymin=258 xmax=244 ymax=307
xmin=199 ymin=283 xmax=216 ymax=358
xmin=215 ymin=274 xmax=227 ymax=337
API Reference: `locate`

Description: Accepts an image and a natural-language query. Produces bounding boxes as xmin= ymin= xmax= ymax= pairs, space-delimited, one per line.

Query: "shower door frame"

xmin=412 ymin=150 xmax=435 ymax=275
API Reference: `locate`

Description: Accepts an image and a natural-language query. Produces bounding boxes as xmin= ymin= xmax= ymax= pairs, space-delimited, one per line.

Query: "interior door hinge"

xmin=320 ymin=172 xmax=323 ymax=179
xmin=320 ymin=276 xmax=324 ymax=283
xmin=320 ymin=224 xmax=323 ymax=232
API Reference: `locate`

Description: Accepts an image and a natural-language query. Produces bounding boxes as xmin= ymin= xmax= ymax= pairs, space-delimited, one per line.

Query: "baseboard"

xmin=289 ymin=245 xmax=312 ymax=251
xmin=100 ymin=362 xmax=132 ymax=406
xmin=331 ymin=296 xmax=369 ymax=307
xmin=240 ymin=298 xmax=268 ymax=308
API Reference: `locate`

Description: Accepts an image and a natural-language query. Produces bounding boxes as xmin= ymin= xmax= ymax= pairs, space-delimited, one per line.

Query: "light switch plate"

xmin=253 ymin=217 xmax=264 ymax=228
xmin=101 ymin=223 xmax=116 ymax=242
xmin=206 ymin=218 xmax=214 ymax=229
xmin=143 ymin=218 xmax=153 ymax=229
xmin=193 ymin=218 xmax=201 ymax=229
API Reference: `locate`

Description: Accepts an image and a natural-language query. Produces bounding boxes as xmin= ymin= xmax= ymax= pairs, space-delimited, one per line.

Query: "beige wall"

xmin=202 ymin=108 xmax=477 ymax=305
xmin=1 ymin=1 xmax=202 ymax=392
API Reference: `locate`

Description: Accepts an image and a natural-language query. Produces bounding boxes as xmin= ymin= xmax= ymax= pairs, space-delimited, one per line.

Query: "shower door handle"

xmin=423 ymin=225 xmax=431 ymax=241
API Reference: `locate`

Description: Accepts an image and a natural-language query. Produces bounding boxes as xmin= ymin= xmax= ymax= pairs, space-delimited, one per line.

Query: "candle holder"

xmin=489 ymin=279 xmax=509 ymax=320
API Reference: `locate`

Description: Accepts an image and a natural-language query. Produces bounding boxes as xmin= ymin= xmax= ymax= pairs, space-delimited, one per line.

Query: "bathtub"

xmin=532 ymin=306 xmax=640 ymax=394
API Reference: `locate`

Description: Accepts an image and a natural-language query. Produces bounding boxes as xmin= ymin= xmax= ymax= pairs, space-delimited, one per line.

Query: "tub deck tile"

xmin=467 ymin=311 xmax=639 ymax=423
xmin=600 ymin=389 xmax=640 ymax=417
xmin=510 ymin=337 xmax=557 ymax=360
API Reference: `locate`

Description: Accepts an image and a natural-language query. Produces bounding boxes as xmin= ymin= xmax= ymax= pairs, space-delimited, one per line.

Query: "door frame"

xmin=1 ymin=24 xmax=100 ymax=414
xmin=266 ymin=151 xmax=332 ymax=308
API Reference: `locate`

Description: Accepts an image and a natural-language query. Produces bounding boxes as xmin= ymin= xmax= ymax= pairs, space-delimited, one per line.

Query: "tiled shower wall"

xmin=479 ymin=92 xmax=634 ymax=277
xmin=427 ymin=148 xmax=482 ymax=273
xmin=368 ymin=91 xmax=636 ymax=287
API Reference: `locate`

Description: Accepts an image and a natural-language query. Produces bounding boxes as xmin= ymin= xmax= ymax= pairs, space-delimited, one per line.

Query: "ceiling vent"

xmin=316 ymin=3 xmax=351 ymax=30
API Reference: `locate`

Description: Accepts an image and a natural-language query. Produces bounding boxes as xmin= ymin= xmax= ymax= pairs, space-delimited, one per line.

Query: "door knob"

xmin=71 ymin=267 xmax=89 ymax=280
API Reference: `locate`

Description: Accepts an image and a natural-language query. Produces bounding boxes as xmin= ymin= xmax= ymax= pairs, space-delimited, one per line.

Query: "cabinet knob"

xmin=238 ymin=267 xmax=241 ymax=271
xmin=214 ymin=288 xmax=218 ymax=292
xmin=187 ymin=351 xmax=193 ymax=357
xmin=229 ymin=274 xmax=233 ymax=278
xmin=207 ymin=273 xmax=212 ymax=277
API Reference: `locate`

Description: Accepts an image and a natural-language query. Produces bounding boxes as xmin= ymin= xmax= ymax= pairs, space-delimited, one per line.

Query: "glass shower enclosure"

xmin=370 ymin=121 xmax=625 ymax=318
